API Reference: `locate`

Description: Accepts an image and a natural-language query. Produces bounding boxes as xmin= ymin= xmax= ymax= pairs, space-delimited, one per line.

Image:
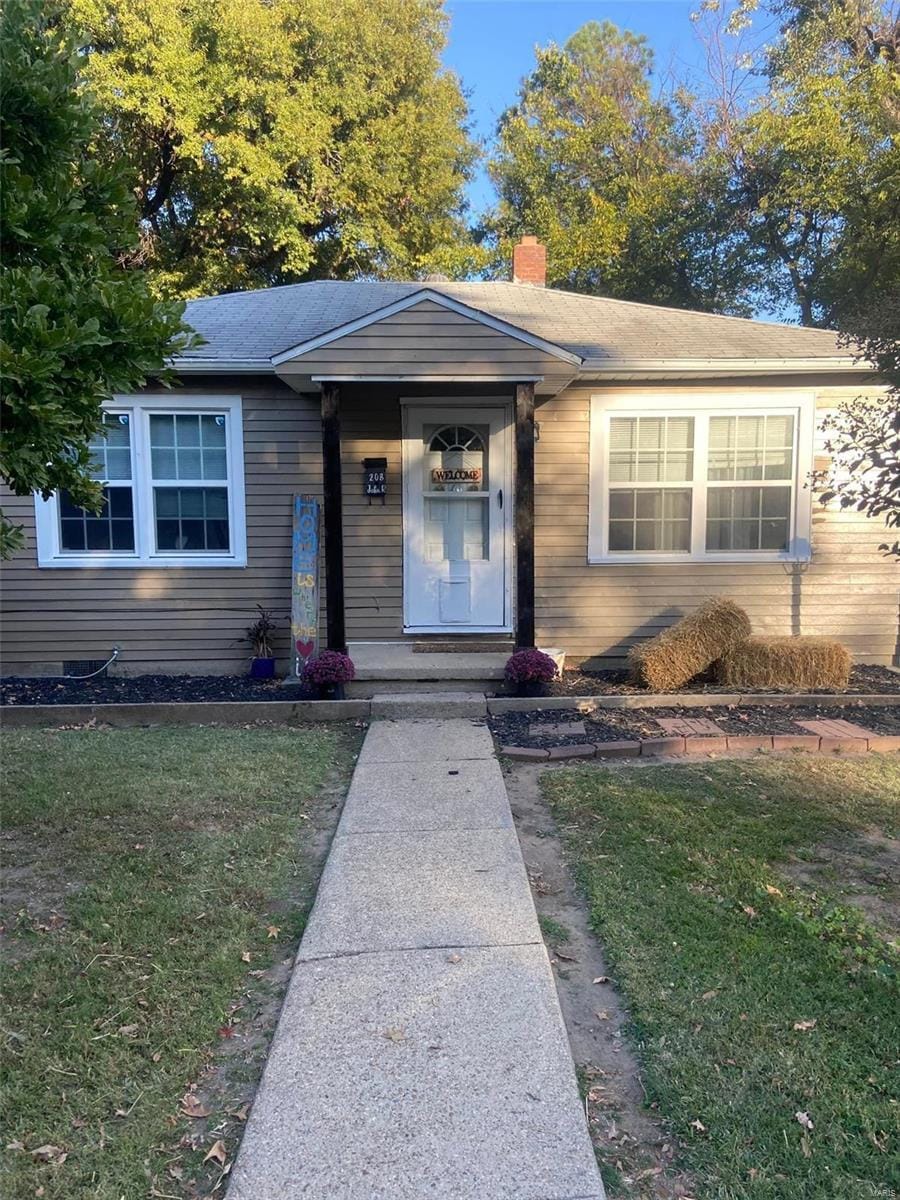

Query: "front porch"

xmin=315 ymin=379 xmax=540 ymax=653
xmin=268 ymin=285 xmax=581 ymax=659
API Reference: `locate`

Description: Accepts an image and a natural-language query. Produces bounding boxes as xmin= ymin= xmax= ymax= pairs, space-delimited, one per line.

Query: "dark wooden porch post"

xmin=320 ymin=382 xmax=346 ymax=652
xmin=515 ymin=381 xmax=536 ymax=649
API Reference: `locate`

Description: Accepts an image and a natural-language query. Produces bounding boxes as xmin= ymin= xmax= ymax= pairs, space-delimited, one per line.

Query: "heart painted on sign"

xmin=295 ymin=639 xmax=314 ymax=659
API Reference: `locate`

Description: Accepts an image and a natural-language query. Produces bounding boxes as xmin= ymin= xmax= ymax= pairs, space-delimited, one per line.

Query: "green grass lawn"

xmin=0 ymin=724 xmax=358 ymax=1199
xmin=545 ymin=755 xmax=900 ymax=1200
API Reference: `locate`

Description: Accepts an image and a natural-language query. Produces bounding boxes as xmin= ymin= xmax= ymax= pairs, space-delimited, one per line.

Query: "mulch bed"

xmin=532 ymin=663 xmax=900 ymax=698
xmin=0 ymin=673 xmax=317 ymax=707
xmin=489 ymin=701 xmax=900 ymax=751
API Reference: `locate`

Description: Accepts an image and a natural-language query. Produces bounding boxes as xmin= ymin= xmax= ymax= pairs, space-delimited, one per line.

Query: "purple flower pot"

xmin=250 ymin=657 xmax=276 ymax=680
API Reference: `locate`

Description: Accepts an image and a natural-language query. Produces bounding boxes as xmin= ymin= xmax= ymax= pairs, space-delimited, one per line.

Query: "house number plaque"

xmin=363 ymin=457 xmax=387 ymax=503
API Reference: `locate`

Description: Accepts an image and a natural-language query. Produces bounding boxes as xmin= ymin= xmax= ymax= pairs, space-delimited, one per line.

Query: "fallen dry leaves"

xmin=31 ymin=1144 xmax=67 ymax=1165
xmin=203 ymin=1139 xmax=227 ymax=1166
xmin=793 ymin=1019 xmax=817 ymax=1032
xmin=180 ymin=1093 xmax=211 ymax=1120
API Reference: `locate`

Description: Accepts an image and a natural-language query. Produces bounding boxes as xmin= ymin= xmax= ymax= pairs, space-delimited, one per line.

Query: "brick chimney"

xmin=512 ymin=235 xmax=546 ymax=286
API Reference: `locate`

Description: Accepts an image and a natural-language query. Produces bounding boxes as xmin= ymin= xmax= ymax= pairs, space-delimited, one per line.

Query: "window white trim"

xmin=35 ymin=394 xmax=247 ymax=569
xmin=588 ymin=390 xmax=814 ymax=564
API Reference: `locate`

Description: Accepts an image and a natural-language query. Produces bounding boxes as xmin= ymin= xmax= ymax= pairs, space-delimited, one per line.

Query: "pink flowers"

xmin=504 ymin=649 xmax=557 ymax=684
xmin=302 ymin=650 xmax=356 ymax=685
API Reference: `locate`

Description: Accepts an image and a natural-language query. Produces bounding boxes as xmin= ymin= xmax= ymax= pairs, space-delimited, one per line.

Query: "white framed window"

xmin=35 ymin=395 xmax=247 ymax=568
xmin=589 ymin=391 xmax=814 ymax=564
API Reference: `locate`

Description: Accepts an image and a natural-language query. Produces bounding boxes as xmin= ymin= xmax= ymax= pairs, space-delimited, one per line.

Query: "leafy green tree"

xmin=66 ymin=0 xmax=477 ymax=297
xmin=0 ymin=0 xmax=194 ymax=557
xmin=699 ymin=0 xmax=899 ymax=325
xmin=486 ymin=21 xmax=753 ymax=311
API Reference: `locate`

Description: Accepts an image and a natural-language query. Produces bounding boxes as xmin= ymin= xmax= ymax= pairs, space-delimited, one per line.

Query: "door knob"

xmin=497 ymin=488 xmax=503 ymax=509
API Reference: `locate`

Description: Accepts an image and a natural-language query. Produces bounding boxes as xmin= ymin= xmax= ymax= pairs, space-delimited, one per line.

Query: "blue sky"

xmin=443 ymin=0 xmax=709 ymax=215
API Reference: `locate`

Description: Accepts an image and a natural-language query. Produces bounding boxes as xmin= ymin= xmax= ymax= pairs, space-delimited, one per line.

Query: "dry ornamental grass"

xmin=627 ymin=597 xmax=752 ymax=692
xmin=718 ymin=636 xmax=852 ymax=691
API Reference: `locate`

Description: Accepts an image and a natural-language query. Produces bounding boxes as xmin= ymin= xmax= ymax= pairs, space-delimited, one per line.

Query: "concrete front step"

xmin=369 ymin=691 xmax=487 ymax=718
xmin=350 ymin=641 xmax=507 ymax=682
xmin=348 ymin=677 xmax=500 ymax=698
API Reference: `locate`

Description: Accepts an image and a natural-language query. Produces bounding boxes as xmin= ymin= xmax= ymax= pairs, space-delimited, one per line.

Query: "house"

xmin=1 ymin=238 xmax=896 ymax=678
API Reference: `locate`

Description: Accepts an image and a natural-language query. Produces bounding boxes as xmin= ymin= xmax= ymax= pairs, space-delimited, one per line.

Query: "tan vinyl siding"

xmin=2 ymin=375 xmax=895 ymax=676
xmin=276 ymin=300 xmax=577 ymax=394
xmin=340 ymin=390 xmax=404 ymax=639
xmin=0 ymin=378 xmax=323 ymax=675
xmin=534 ymin=382 xmax=898 ymax=665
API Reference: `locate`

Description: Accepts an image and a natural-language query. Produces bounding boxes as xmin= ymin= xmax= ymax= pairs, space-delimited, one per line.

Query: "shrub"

xmin=505 ymin=649 xmax=558 ymax=684
xmin=302 ymin=651 xmax=355 ymax=685
xmin=717 ymin=636 xmax=851 ymax=691
xmin=627 ymin=598 xmax=752 ymax=692
xmin=244 ymin=606 xmax=277 ymax=658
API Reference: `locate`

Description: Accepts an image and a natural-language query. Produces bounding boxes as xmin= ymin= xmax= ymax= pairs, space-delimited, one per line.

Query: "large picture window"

xmin=589 ymin=394 xmax=812 ymax=563
xmin=36 ymin=396 xmax=246 ymax=568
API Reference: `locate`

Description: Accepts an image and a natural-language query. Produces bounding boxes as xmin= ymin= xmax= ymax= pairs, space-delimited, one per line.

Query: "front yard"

xmin=545 ymin=755 xmax=899 ymax=1199
xmin=0 ymin=723 xmax=358 ymax=1199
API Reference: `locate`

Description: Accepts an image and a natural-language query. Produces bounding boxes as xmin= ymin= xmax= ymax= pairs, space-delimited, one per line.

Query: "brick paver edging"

xmin=501 ymin=732 xmax=900 ymax=760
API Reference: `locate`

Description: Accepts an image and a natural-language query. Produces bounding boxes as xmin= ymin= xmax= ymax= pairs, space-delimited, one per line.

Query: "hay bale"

xmin=627 ymin=598 xmax=752 ymax=692
xmin=717 ymin=636 xmax=851 ymax=692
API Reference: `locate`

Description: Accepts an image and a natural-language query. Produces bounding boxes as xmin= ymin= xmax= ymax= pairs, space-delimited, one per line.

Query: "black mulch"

xmin=513 ymin=663 xmax=900 ymax=698
xmin=0 ymin=673 xmax=317 ymax=707
xmin=489 ymin=701 xmax=900 ymax=751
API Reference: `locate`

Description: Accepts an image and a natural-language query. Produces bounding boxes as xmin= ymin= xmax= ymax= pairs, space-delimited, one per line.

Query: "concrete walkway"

xmin=228 ymin=719 xmax=604 ymax=1200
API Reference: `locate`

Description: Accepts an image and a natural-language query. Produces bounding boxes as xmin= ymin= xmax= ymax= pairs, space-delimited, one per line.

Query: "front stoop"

xmin=226 ymin=719 xmax=604 ymax=1200
xmin=345 ymin=642 xmax=565 ymax=699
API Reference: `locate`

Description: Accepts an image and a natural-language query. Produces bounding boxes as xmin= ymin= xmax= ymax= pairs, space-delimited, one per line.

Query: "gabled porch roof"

xmin=269 ymin=291 xmax=580 ymax=396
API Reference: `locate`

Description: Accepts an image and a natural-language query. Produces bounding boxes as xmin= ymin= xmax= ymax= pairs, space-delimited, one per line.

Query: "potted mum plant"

xmin=303 ymin=649 xmax=355 ymax=700
xmin=504 ymin=648 xmax=558 ymax=698
xmin=245 ymin=606 xmax=278 ymax=679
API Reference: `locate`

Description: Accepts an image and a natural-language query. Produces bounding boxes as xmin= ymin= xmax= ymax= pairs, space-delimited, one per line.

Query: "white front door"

xmin=403 ymin=404 xmax=512 ymax=631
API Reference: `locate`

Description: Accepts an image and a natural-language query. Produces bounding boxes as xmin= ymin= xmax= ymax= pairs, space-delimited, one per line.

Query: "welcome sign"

xmin=431 ymin=466 xmax=482 ymax=486
xmin=291 ymin=494 xmax=320 ymax=676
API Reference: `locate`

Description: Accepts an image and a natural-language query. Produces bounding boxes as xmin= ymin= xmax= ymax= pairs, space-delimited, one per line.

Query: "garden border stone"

xmin=2 ymin=691 xmax=898 ymax=729
xmin=488 ymin=692 xmax=900 ymax=714
xmin=0 ymin=698 xmax=370 ymax=728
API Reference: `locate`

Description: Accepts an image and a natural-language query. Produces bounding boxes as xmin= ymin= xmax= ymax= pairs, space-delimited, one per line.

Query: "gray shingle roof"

xmin=178 ymin=280 xmax=852 ymax=367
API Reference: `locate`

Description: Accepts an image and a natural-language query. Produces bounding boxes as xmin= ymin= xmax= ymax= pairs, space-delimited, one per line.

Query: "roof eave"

xmin=579 ymin=356 xmax=871 ymax=377
xmin=170 ymin=353 xmax=874 ymax=379
xmin=171 ymin=358 xmax=274 ymax=373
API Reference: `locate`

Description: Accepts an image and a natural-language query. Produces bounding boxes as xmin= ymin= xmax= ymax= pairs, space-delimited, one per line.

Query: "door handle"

xmin=497 ymin=488 xmax=503 ymax=509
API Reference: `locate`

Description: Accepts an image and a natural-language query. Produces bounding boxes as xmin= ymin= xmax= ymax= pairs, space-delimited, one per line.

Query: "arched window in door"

xmin=422 ymin=423 xmax=489 ymax=561
xmin=425 ymin=425 xmax=487 ymax=493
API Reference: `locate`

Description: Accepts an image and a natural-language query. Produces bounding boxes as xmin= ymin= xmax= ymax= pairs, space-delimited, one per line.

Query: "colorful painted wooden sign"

xmin=291 ymin=495 xmax=320 ymax=676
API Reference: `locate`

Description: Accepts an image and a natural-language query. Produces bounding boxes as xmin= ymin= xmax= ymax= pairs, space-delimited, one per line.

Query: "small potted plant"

xmin=245 ymin=606 xmax=278 ymax=679
xmin=504 ymin=648 xmax=558 ymax=698
xmin=303 ymin=649 xmax=355 ymax=700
